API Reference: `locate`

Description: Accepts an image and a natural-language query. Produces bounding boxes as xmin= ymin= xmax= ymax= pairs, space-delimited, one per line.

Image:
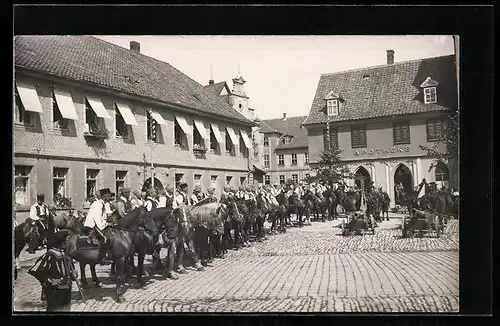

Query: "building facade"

xmin=14 ymin=36 xmax=257 ymax=216
xmin=204 ymin=75 xmax=266 ymax=184
xmin=258 ymin=114 xmax=310 ymax=186
xmin=303 ymin=51 xmax=458 ymax=207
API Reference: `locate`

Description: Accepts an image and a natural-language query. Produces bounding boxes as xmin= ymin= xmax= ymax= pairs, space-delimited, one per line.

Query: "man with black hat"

xmin=29 ymin=227 xmax=78 ymax=312
xmin=174 ymin=182 xmax=190 ymax=208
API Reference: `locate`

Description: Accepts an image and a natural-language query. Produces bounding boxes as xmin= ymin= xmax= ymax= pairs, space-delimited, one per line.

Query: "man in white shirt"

xmin=144 ymin=188 xmax=158 ymax=212
xmin=157 ymin=190 xmax=167 ymax=208
xmin=191 ymin=185 xmax=201 ymax=205
xmin=84 ymin=188 xmax=114 ymax=237
xmin=29 ymin=193 xmax=50 ymax=225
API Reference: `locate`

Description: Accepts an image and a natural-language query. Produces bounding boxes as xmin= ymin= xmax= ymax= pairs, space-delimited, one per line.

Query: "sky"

xmin=96 ymin=35 xmax=455 ymax=120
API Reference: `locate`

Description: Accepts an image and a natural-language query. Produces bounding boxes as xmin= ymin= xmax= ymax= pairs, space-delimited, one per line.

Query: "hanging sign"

xmin=354 ymin=145 xmax=410 ymax=156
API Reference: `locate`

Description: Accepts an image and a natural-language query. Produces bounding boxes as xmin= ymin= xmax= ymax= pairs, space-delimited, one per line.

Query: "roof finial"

xmin=210 ymin=64 xmax=213 ymax=80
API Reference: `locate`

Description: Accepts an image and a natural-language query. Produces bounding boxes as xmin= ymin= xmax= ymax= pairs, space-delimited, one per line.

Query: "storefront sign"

xmin=354 ymin=145 xmax=410 ymax=156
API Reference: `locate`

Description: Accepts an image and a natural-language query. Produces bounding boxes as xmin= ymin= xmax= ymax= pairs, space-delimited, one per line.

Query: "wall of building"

xmin=307 ymin=113 xmax=448 ymax=164
xmin=14 ymin=73 xmax=254 ymax=213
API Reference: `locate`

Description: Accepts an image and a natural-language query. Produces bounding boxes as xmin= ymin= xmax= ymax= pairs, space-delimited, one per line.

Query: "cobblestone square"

xmin=13 ymin=216 xmax=459 ymax=313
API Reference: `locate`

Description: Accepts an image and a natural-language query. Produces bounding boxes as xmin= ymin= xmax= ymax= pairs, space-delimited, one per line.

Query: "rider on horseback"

xmin=114 ymin=188 xmax=132 ymax=219
xmin=144 ymin=188 xmax=158 ymax=212
xmin=83 ymin=188 xmax=114 ymax=246
xmin=27 ymin=193 xmax=50 ymax=252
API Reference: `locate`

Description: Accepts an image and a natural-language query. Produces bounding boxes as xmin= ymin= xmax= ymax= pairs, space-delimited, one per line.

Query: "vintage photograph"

xmin=13 ymin=35 xmax=459 ymax=313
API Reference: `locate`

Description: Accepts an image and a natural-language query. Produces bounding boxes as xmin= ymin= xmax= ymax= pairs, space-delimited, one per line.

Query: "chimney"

xmin=386 ymin=49 xmax=394 ymax=65
xmin=209 ymin=79 xmax=214 ymax=85
xmin=282 ymin=113 xmax=287 ymax=120
xmin=130 ymin=41 xmax=140 ymax=53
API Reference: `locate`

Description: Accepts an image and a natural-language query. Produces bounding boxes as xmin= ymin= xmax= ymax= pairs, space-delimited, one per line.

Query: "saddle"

xmin=76 ymin=235 xmax=100 ymax=250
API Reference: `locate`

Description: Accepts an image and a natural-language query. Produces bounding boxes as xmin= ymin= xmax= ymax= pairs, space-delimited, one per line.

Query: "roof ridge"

xmin=320 ymin=54 xmax=455 ymax=77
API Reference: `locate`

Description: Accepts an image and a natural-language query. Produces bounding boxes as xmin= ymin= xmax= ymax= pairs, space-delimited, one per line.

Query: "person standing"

xmin=28 ymin=228 xmax=77 ymax=312
xmin=130 ymin=190 xmax=144 ymax=209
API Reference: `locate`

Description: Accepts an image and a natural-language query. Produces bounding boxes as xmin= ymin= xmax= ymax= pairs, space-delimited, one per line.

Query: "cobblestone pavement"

xmin=13 ymin=217 xmax=459 ymax=313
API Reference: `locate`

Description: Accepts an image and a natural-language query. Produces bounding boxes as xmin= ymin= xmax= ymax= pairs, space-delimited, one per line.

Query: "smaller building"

xmin=259 ymin=114 xmax=310 ymax=185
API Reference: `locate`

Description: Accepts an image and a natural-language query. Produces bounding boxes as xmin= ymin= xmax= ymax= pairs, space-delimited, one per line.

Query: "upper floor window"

xmin=115 ymin=104 xmax=129 ymax=138
xmin=209 ymin=126 xmax=219 ymax=153
xmin=426 ymin=119 xmax=447 ymax=142
xmin=263 ymin=136 xmax=269 ymax=147
xmin=84 ymin=97 xmax=106 ymax=136
xmin=264 ymin=154 xmax=270 ymax=168
xmin=14 ymin=88 xmax=33 ymax=127
xmin=323 ymin=127 xmax=338 ymax=150
xmin=284 ymin=136 xmax=292 ymax=144
xmin=393 ymin=121 xmax=411 ymax=145
xmin=146 ymin=110 xmax=159 ymax=143
xmin=278 ymin=154 xmax=284 ymax=166
xmin=424 ymin=87 xmax=438 ymax=104
xmin=52 ymin=90 xmax=68 ymax=130
xmin=304 ymin=152 xmax=309 ymax=164
xmin=351 ymin=125 xmax=367 ymax=148
xmin=174 ymin=117 xmax=188 ymax=149
xmin=225 ymin=132 xmax=235 ymax=155
xmin=193 ymin=121 xmax=204 ymax=150
xmin=291 ymin=153 xmax=297 ymax=165
xmin=327 ymin=99 xmax=339 ymax=116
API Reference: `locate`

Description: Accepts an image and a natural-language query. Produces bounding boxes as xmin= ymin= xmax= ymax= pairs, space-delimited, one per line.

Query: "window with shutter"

xmin=351 ymin=126 xmax=367 ymax=148
xmin=427 ymin=119 xmax=446 ymax=142
xmin=393 ymin=121 xmax=410 ymax=144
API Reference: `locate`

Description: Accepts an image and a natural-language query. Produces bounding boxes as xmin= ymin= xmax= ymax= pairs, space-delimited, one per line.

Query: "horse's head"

xmin=138 ymin=211 xmax=159 ymax=236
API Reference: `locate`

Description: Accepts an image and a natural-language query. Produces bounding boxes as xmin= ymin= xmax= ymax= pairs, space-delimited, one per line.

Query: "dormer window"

xmin=284 ymin=136 xmax=292 ymax=144
xmin=324 ymin=90 xmax=341 ymax=116
xmin=327 ymin=99 xmax=339 ymax=116
xmin=424 ymin=87 xmax=437 ymax=104
xmin=420 ymin=77 xmax=439 ymax=104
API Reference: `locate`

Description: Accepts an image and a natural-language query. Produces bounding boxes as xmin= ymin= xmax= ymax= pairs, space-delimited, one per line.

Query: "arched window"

xmin=354 ymin=166 xmax=371 ymax=191
xmin=435 ymin=162 xmax=449 ymax=189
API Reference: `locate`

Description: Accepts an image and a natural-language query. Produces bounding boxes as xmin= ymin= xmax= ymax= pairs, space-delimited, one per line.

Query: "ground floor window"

xmin=194 ymin=174 xmax=202 ymax=187
xmin=14 ymin=165 xmax=32 ymax=205
xmin=226 ymin=176 xmax=233 ymax=186
xmin=210 ymin=175 xmax=218 ymax=189
xmin=240 ymin=176 xmax=247 ymax=187
xmin=279 ymin=175 xmax=285 ymax=185
xmin=435 ymin=162 xmax=450 ymax=189
xmin=175 ymin=173 xmax=184 ymax=189
xmin=265 ymin=175 xmax=270 ymax=185
xmin=53 ymin=167 xmax=69 ymax=197
xmin=115 ymin=170 xmax=127 ymax=195
xmin=292 ymin=174 xmax=298 ymax=183
xmin=86 ymin=169 xmax=100 ymax=199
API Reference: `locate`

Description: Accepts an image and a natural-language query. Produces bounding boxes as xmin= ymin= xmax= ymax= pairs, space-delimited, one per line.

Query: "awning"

xmin=150 ymin=110 xmax=167 ymax=125
xmin=115 ymin=103 xmax=138 ymax=125
xmin=16 ymin=83 xmax=43 ymax=113
xmin=53 ymin=89 xmax=78 ymax=120
xmin=86 ymin=96 xmax=110 ymax=118
xmin=175 ymin=116 xmax=192 ymax=135
xmin=253 ymin=164 xmax=266 ymax=175
xmin=226 ymin=126 xmax=238 ymax=145
xmin=240 ymin=130 xmax=252 ymax=149
xmin=194 ymin=120 xmax=210 ymax=140
xmin=210 ymin=124 xmax=223 ymax=145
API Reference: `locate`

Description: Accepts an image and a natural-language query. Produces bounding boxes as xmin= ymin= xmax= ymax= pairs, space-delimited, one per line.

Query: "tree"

xmin=310 ymin=148 xmax=354 ymax=186
xmin=419 ymin=107 xmax=458 ymax=165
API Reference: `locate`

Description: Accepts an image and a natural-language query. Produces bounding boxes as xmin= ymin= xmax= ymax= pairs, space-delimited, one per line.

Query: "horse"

xmin=65 ymin=207 xmax=157 ymax=302
xmin=381 ymin=191 xmax=391 ymax=220
xmin=275 ymin=192 xmax=288 ymax=233
xmin=288 ymin=193 xmax=305 ymax=227
xmin=322 ymin=188 xmax=338 ymax=220
xmin=253 ymin=193 xmax=268 ymax=241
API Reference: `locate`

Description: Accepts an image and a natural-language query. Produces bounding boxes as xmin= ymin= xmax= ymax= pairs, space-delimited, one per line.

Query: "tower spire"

xmin=209 ymin=63 xmax=214 ymax=85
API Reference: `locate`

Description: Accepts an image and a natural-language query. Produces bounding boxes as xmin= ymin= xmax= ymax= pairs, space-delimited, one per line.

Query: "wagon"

xmin=340 ymin=211 xmax=376 ymax=236
xmin=401 ymin=209 xmax=444 ymax=238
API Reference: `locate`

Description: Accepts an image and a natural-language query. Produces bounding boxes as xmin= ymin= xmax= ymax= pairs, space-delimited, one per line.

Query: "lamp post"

xmin=148 ymin=109 xmax=155 ymax=189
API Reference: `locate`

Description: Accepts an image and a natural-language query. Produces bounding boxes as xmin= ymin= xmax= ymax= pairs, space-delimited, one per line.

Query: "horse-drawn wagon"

xmin=401 ymin=208 xmax=444 ymax=238
xmin=340 ymin=211 xmax=377 ymax=236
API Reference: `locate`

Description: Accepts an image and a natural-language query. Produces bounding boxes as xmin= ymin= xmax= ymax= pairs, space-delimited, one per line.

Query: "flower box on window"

xmin=83 ymin=124 xmax=108 ymax=139
xmin=193 ymin=144 xmax=207 ymax=153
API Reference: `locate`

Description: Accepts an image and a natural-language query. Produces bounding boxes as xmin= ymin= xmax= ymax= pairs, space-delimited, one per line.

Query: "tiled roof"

xmin=14 ymin=36 xmax=256 ymax=127
xmin=258 ymin=120 xmax=278 ymax=134
xmin=303 ymin=54 xmax=457 ymax=126
xmin=261 ymin=116 xmax=308 ymax=149
xmin=203 ymin=81 xmax=228 ymax=96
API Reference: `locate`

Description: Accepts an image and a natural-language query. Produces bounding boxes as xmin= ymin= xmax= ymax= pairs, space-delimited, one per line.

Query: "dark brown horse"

xmin=65 ymin=207 xmax=157 ymax=302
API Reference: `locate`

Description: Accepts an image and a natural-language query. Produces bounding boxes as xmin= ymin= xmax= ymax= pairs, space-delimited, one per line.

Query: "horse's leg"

xmin=114 ymin=256 xmax=126 ymax=303
xmin=186 ymin=235 xmax=204 ymax=271
xmin=136 ymin=253 xmax=146 ymax=287
xmin=80 ymin=263 xmax=90 ymax=289
xmin=90 ymin=264 xmax=101 ymax=287
xmin=174 ymin=238 xmax=187 ymax=274
xmin=164 ymin=239 xmax=178 ymax=279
